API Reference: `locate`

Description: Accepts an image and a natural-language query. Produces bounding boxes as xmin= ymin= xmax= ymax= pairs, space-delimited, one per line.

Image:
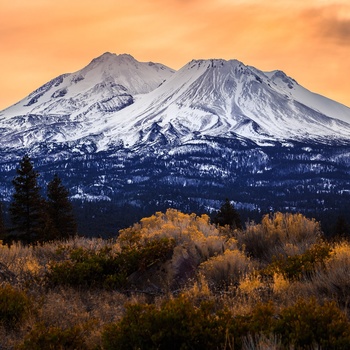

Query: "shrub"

xmin=237 ymin=212 xmax=321 ymax=262
xmin=101 ymin=294 xmax=350 ymax=350
xmin=119 ymin=209 xmax=221 ymax=247
xmin=265 ymin=242 xmax=332 ymax=281
xmin=19 ymin=323 xmax=89 ymax=350
xmin=199 ymin=249 xmax=253 ymax=290
xmin=0 ymin=284 xmax=31 ymax=329
xmin=47 ymin=237 xmax=175 ymax=289
xmin=275 ymin=298 xmax=350 ymax=349
xmin=309 ymin=241 xmax=350 ymax=306
xmin=102 ymin=296 xmax=227 ymax=350
xmin=102 ymin=297 xmax=278 ymax=350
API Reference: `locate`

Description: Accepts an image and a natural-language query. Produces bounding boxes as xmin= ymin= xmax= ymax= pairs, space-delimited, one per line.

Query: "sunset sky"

xmin=1 ymin=0 xmax=350 ymax=110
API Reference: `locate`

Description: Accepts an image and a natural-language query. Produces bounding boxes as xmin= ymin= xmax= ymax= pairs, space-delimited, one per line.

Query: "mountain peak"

xmin=86 ymin=52 xmax=137 ymax=68
xmin=1 ymin=53 xmax=350 ymax=153
xmin=186 ymin=58 xmax=244 ymax=69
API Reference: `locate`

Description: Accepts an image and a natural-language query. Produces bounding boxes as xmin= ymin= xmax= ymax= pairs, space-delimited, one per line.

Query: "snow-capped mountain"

xmin=0 ymin=52 xmax=174 ymax=149
xmin=107 ymin=59 xmax=350 ymax=148
xmin=1 ymin=53 xmax=350 ymax=152
xmin=0 ymin=52 xmax=350 ymax=232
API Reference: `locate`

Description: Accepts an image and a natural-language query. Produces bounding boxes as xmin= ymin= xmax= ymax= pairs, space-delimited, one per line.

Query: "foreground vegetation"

xmin=1 ymin=209 xmax=350 ymax=349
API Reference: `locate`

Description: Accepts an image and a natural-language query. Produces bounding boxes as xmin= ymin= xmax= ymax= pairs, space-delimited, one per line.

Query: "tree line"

xmin=0 ymin=155 xmax=77 ymax=245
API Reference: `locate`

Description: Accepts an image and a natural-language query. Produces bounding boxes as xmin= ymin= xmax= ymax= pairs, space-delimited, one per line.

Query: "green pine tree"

xmin=213 ymin=198 xmax=242 ymax=230
xmin=47 ymin=174 xmax=77 ymax=240
xmin=9 ymin=155 xmax=46 ymax=244
xmin=0 ymin=201 xmax=6 ymax=241
xmin=334 ymin=215 xmax=350 ymax=238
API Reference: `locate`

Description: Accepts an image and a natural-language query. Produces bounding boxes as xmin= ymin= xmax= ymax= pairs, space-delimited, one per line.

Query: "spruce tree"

xmin=334 ymin=215 xmax=350 ymax=238
xmin=47 ymin=174 xmax=77 ymax=240
xmin=9 ymin=155 xmax=46 ymax=244
xmin=0 ymin=201 xmax=6 ymax=240
xmin=213 ymin=198 xmax=242 ymax=230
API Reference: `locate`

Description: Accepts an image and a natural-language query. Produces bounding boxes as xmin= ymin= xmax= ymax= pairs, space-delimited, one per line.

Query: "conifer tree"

xmin=334 ymin=215 xmax=349 ymax=238
xmin=9 ymin=155 xmax=46 ymax=244
xmin=47 ymin=174 xmax=77 ymax=240
xmin=0 ymin=201 xmax=6 ymax=240
xmin=213 ymin=198 xmax=242 ymax=230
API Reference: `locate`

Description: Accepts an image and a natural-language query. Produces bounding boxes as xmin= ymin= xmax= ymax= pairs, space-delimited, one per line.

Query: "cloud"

xmin=302 ymin=4 xmax=350 ymax=44
xmin=322 ymin=17 xmax=350 ymax=44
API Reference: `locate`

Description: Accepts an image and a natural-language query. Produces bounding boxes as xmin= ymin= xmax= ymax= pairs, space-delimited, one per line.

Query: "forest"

xmin=1 ymin=156 xmax=350 ymax=349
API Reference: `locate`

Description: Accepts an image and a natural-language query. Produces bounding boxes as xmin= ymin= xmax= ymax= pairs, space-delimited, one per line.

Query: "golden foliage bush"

xmin=236 ymin=212 xmax=321 ymax=262
xmin=305 ymin=240 xmax=350 ymax=306
xmin=199 ymin=249 xmax=254 ymax=290
xmin=119 ymin=209 xmax=221 ymax=246
xmin=119 ymin=209 xmax=227 ymax=288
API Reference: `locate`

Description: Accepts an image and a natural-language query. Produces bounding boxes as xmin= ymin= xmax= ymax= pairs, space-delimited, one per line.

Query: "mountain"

xmin=2 ymin=54 xmax=350 ymax=152
xmin=0 ymin=52 xmax=174 ymax=151
xmin=104 ymin=58 xmax=350 ymax=148
xmin=1 ymin=53 xmax=350 ymax=234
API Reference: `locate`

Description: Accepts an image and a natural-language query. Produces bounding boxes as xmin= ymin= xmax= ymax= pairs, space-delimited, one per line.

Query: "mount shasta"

xmin=1 ymin=52 xmax=350 ymax=232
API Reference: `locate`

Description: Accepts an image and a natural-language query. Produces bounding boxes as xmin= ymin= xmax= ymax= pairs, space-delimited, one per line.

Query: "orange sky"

xmin=1 ymin=0 xmax=350 ymax=110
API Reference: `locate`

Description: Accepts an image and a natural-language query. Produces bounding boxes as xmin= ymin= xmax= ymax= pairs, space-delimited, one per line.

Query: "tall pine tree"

xmin=9 ymin=155 xmax=46 ymax=244
xmin=213 ymin=198 xmax=242 ymax=230
xmin=0 ymin=201 xmax=6 ymax=240
xmin=47 ymin=174 xmax=77 ymax=240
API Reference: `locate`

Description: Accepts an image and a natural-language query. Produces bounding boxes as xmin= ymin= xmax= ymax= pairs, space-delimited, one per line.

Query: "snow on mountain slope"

xmin=103 ymin=59 xmax=350 ymax=147
xmin=0 ymin=53 xmax=174 ymax=148
xmin=265 ymin=70 xmax=350 ymax=124
xmin=1 ymin=54 xmax=350 ymax=153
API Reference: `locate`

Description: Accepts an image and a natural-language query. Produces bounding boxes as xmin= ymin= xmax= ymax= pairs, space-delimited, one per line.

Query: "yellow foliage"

xmin=329 ymin=241 xmax=350 ymax=263
xmin=239 ymin=274 xmax=262 ymax=294
xmin=199 ymin=249 xmax=253 ymax=288
xmin=237 ymin=212 xmax=321 ymax=262
xmin=261 ymin=212 xmax=321 ymax=245
xmin=119 ymin=209 xmax=224 ymax=261
xmin=273 ymin=273 xmax=290 ymax=294
xmin=24 ymin=259 xmax=41 ymax=274
xmin=181 ymin=273 xmax=212 ymax=299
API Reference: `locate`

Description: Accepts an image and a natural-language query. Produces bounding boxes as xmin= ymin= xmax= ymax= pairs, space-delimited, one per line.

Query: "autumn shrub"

xmin=237 ymin=212 xmax=321 ymax=262
xmin=102 ymin=294 xmax=277 ymax=350
xmin=226 ymin=301 xmax=276 ymax=345
xmin=307 ymin=240 xmax=350 ymax=306
xmin=102 ymin=296 xmax=227 ymax=350
xmin=0 ymin=284 xmax=32 ymax=329
xmin=119 ymin=209 xmax=224 ymax=260
xmin=275 ymin=298 xmax=350 ymax=349
xmin=265 ymin=241 xmax=332 ymax=281
xmin=119 ymin=209 xmax=227 ymax=289
xmin=18 ymin=323 xmax=90 ymax=350
xmin=199 ymin=249 xmax=253 ymax=291
xmin=47 ymin=237 xmax=175 ymax=289
xmin=102 ymin=298 xmax=276 ymax=350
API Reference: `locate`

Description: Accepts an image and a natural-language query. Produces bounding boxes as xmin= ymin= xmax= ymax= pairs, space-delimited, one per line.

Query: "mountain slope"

xmin=1 ymin=55 xmax=350 ymax=154
xmin=0 ymin=54 xmax=350 ymax=231
xmin=0 ymin=52 xmax=174 ymax=149
xmin=103 ymin=59 xmax=350 ymax=148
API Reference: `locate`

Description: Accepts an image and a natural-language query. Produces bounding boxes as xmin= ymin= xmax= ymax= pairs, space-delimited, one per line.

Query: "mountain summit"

xmin=103 ymin=58 xmax=350 ymax=147
xmin=1 ymin=54 xmax=350 ymax=153
xmin=0 ymin=53 xmax=174 ymax=149
xmin=0 ymin=53 xmax=350 ymax=226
